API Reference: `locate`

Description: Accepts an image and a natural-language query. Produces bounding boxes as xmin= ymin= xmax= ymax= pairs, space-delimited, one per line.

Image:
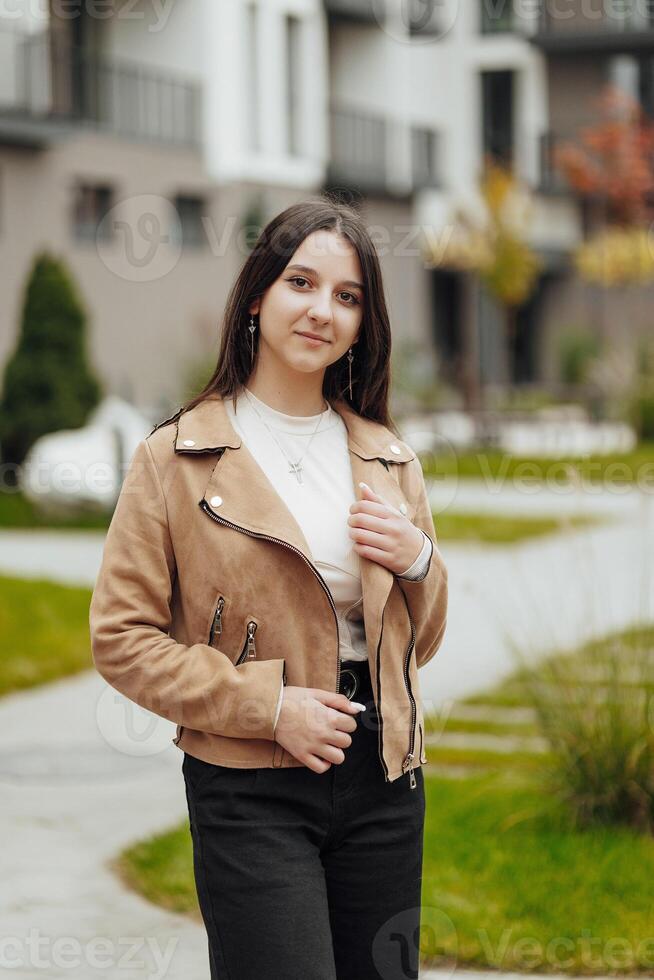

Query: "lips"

xmin=296 ymin=331 xmax=329 ymax=344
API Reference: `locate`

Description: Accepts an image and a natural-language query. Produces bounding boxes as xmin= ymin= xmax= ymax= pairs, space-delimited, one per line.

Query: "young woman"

xmin=89 ymin=196 xmax=448 ymax=980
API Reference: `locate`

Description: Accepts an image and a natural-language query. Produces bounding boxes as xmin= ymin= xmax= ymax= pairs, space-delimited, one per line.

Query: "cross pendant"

xmin=288 ymin=461 xmax=303 ymax=484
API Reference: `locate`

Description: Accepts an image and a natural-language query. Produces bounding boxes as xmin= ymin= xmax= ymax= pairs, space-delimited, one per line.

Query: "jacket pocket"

xmin=234 ymin=620 xmax=259 ymax=665
xmin=206 ymin=595 xmax=260 ymax=666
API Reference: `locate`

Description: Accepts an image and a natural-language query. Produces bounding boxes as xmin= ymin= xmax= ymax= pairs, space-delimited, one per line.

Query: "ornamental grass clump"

xmin=513 ymin=628 xmax=654 ymax=834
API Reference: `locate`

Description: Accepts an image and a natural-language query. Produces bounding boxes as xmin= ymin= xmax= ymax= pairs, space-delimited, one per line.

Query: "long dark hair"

xmin=180 ymin=194 xmax=399 ymax=433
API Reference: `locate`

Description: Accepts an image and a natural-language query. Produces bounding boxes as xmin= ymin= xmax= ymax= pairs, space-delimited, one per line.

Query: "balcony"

xmin=324 ymin=0 xmax=442 ymax=36
xmin=325 ymin=104 xmax=442 ymax=197
xmin=0 ymin=28 xmax=202 ymax=149
xmin=530 ymin=7 xmax=654 ymax=52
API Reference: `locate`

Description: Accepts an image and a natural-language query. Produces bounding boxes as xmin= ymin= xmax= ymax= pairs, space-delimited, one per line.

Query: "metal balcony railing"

xmin=0 ymin=28 xmax=202 ymax=147
xmin=328 ymin=105 xmax=388 ymax=191
xmin=327 ymin=105 xmax=442 ymax=196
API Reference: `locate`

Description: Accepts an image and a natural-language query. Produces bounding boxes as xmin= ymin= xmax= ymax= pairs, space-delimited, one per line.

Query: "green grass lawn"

xmin=420 ymin=772 xmax=654 ymax=974
xmin=0 ymin=574 xmax=93 ymax=695
xmin=115 ymin=623 xmax=654 ymax=973
xmin=433 ymin=511 xmax=602 ymax=544
xmin=0 ymin=490 xmax=111 ymax=529
xmin=424 ymin=441 xmax=654 ymax=485
xmin=116 ymin=768 xmax=654 ymax=975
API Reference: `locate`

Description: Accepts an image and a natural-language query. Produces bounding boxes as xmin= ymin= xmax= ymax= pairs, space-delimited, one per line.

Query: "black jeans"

xmin=182 ymin=659 xmax=426 ymax=980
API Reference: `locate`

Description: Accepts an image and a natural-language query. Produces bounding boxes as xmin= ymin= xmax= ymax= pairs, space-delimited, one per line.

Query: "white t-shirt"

xmin=223 ymin=387 xmax=432 ymax=729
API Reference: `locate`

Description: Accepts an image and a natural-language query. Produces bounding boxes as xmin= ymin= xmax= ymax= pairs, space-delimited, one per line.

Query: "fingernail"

xmin=359 ymin=482 xmax=368 ymax=490
xmin=351 ymin=702 xmax=366 ymax=711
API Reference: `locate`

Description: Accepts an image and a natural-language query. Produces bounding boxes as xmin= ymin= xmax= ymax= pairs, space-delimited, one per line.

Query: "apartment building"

xmin=0 ymin=0 xmax=651 ymax=417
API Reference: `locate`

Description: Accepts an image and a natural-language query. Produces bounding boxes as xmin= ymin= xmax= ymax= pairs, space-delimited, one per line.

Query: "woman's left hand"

xmin=348 ymin=482 xmax=423 ymax=575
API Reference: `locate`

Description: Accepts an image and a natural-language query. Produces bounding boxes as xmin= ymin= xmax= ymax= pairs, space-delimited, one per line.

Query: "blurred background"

xmin=1 ymin=1 xmax=654 ymax=978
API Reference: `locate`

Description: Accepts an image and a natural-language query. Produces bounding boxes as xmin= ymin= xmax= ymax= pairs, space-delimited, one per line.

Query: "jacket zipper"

xmin=235 ymin=621 xmax=258 ymax=665
xmin=401 ymin=615 xmax=418 ymax=789
xmin=375 ymin=607 xmax=389 ymax=782
xmin=208 ymin=596 xmax=225 ymax=646
xmin=199 ymin=498 xmax=344 ymax=733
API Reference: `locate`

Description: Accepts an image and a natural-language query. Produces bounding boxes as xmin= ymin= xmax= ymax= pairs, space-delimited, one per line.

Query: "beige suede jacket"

xmin=89 ymin=394 xmax=448 ymax=785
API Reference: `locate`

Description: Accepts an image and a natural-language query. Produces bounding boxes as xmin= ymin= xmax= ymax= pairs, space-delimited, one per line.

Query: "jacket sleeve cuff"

xmin=397 ymin=529 xmax=433 ymax=582
xmin=272 ymin=675 xmax=285 ymax=735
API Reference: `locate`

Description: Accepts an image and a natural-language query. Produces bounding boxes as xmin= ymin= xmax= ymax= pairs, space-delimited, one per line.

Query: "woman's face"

xmin=248 ymin=229 xmax=364 ymax=380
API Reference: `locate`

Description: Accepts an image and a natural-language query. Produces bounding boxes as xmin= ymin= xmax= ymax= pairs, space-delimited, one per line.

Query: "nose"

xmin=307 ymin=291 xmax=334 ymax=325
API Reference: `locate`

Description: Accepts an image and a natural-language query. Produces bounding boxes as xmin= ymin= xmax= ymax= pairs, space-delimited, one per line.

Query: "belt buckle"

xmin=339 ymin=667 xmax=359 ymax=701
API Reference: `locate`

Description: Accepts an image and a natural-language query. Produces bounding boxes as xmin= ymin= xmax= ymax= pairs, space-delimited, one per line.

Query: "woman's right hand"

xmin=274 ymin=686 xmax=363 ymax=773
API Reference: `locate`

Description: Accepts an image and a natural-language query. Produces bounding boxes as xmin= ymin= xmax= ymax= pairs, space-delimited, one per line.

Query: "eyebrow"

xmin=285 ymin=264 xmax=364 ymax=292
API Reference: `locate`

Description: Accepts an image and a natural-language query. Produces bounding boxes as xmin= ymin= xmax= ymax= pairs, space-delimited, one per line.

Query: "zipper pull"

xmin=246 ymin=621 xmax=257 ymax=660
xmin=209 ymin=597 xmax=225 ymax=645
xmin=402 ymin=752 xmax=417 ymax=789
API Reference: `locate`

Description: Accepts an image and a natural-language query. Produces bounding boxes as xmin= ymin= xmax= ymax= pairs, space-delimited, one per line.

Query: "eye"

xmin=286 ymin=277 xmax=360 ymax=306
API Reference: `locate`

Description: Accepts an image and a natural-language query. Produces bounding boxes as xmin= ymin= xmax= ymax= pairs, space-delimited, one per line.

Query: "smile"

xmin=296 ymin=332 xmax=330 ymax=345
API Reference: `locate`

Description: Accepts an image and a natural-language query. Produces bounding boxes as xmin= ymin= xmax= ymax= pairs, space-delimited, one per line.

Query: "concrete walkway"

xmin=0 ymin=479 xmax=652 ymax=977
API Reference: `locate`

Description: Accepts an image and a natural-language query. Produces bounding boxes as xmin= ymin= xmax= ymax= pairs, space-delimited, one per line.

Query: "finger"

xmin=306 ymin=754 xmax=332 ymax=772
xmin=316 ymin=690 xmax=364 ymax=714
xmin=350 ymin=528 xmax=394 ymax=552
xmin=350 ymin=499 xmax=393 ymax=519
xmin=353 ymin=543 xmax=395 ymax=566
xmin=358 ymin=483 xmax=401 ymax=518
xmin=348 ymin=512 xmax=391 ymax=534
xmin=358 ymin=481 xmax=384 ymax=502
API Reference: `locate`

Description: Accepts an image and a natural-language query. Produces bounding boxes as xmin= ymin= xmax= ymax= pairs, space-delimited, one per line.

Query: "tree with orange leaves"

xmin=555 ymin=85 xmax=654 ymax=229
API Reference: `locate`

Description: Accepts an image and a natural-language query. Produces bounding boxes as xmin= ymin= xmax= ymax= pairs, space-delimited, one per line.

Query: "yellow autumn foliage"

xmin=574 ymin=226 xmax=654 ymax=286
xmin=422 ymin=161 xmax=541 ymax=308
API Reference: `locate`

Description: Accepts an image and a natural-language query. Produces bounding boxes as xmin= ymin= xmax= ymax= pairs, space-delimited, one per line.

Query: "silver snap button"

xmin=399 ymin=502 xmax=408 ymax=515
xmin=210 ymin=495 xmax=223 ymax=507
xmin=183 ymin=439 xmax=196 ymax=447
xmin=390 ymin=444 xmax=401 ymax=454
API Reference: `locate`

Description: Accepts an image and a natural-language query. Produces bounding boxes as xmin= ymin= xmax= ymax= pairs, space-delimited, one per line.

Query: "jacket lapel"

xmin=175 ymin=394 xmax=417 ymax=636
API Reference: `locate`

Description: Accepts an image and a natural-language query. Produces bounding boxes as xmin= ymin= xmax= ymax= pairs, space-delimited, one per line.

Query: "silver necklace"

xmin=243 ymin=388 xmax=329 ymax=485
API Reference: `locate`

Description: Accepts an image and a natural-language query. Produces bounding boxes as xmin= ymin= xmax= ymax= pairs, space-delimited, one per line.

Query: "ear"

xmin=248 ymin=300 xmax=260 ymax=316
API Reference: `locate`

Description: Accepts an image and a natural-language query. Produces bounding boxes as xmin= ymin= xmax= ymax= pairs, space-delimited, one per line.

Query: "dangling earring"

xmin=347 ymin=346 xmax=354 ymax=399
xmin=248 ymin=314 xmax=257 ymax=366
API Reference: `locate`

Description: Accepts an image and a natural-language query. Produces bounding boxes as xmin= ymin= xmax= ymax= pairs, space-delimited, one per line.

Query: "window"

xmin=72 ymin=182 xmax=113 ymax=242
xmin=173 ymin=194 xmax=207 ymax=248
xmin=481 ymin=70 xmax=514 ymax=166
xmin=286 ymin=14 xmax=302 ymax=156
xmin=480 ymin=0 xmax=514 ymax=34
xmin=412 ymin=127 xmax=441 ymax=188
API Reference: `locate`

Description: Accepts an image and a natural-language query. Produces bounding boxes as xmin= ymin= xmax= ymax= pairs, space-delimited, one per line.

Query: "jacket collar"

xmin=175 ymin=393 xmax=415 ymax=657
xmin=174 ymin=392 xmax=415 ymax=463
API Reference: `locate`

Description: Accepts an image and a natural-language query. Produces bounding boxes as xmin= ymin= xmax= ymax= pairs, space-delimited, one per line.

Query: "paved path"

xmin=0 ymin=480 xmax=652 ymax=977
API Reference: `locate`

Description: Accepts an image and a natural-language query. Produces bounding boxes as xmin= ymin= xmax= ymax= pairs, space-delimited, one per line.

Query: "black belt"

xmin=338 ymin=660 xmax=370 ymax=701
